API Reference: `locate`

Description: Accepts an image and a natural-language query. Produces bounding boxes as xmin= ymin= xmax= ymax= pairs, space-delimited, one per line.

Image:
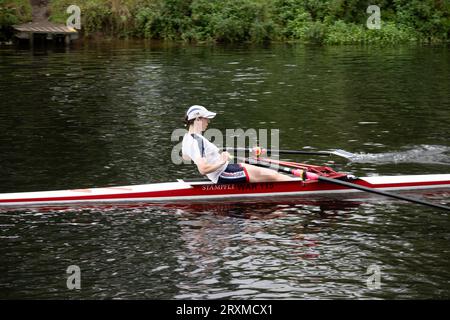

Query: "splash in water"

xmin=339 ymin=145 xmax=450 ymax=165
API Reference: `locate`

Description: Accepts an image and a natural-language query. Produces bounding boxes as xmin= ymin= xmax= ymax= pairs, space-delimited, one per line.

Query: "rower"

xmin=181 ymin=105 xmax=306 ymax=184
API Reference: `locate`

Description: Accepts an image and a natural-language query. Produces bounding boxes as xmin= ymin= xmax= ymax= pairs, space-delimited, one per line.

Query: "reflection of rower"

xmin=181 ymin=105 xmax=305 ymax=184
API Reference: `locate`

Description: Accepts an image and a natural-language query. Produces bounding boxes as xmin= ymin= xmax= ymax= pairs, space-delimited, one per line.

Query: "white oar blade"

xmin=331 ymin=149 xmax=357 ymax=159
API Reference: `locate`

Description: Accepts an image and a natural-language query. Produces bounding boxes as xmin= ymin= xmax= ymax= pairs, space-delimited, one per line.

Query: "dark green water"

xmin=0 ymin=41 xmax=449 ymax=299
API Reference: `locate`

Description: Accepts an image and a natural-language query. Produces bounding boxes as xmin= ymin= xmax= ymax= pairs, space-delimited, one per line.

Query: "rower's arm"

xmin=194 ymin=157 xmax=227 ymax=175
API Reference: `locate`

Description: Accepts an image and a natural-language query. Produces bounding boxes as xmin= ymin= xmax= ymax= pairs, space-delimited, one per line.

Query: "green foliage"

xmin=327 ymin=0 xmax=369 ymax=24
xmin=273 ymin=0 xmax=312 ymax=39
xmin=82 ymin=1 xmax=112 ymax=35
xmin=2 ymin=0 xmax=448 ymax=43
xmin=393 ymin=0 xmax=450 ymax=41
xmin=304 ymin=20 xmax=327 ymax=43
xmin=127 ymin=0 xmax=192 ymax=39
xmin=49 ymin=0 xmax=135 ymax=37
xmin=135 ymin=5 xmax=161 ymax=38
xmin=0 ymin=0 xmax=31 ymax=25
xmin=48 ymin=0 xmax=72 ymax=24
xmin=324 ymin=20 xmax=418 ymax=44
xmin=201 ymin=0 xmax=276 ymax=42
xmin=0 ymin=0 xmax=32 ymax=40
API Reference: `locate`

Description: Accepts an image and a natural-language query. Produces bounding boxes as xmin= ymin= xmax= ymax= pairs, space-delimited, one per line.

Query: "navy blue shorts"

xmin=217 ymin=164 xmax=249 ymax=184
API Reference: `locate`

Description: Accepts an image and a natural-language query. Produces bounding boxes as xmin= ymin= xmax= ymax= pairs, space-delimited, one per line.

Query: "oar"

xmin=317 ymin=176 xmax=450 ymax=212
xmin=225 ymin=147 xmax=356 ymax=159
xmin=242 ymin=157 xmax=450 ymax=211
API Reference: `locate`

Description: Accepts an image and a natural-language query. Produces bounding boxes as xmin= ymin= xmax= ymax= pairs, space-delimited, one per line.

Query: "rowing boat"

xmin=1 ymin=173 xmax=449 ymax=207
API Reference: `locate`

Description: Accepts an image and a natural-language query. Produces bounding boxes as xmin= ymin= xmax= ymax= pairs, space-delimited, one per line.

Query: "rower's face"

xmin=200 ymin=117 xmax=210 ymax=130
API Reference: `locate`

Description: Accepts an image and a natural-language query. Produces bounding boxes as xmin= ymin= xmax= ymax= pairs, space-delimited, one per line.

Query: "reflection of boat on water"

xmin=148 ymin=198 xmax=360 ymax=217
xmin=0 ymin=197 xmax=355 ymax=215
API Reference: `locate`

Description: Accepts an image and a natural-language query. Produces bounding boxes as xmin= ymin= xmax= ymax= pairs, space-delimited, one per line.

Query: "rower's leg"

xmin=240 ymin=163 xmax=295 ymax=182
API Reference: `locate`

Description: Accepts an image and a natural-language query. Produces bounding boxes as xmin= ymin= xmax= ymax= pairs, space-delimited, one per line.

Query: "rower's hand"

xmin=252 ymin=146 xmax=266 ymax=157
xmin=221 ymin=151 xmax=231 ymax=163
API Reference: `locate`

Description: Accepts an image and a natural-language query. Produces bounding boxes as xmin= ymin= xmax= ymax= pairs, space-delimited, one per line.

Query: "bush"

xmin=189 ymin=0 xmax=277 ymax=43
xmin=49 ymin=0 xmax=134 ymax=37
xmin=39 ymin=0 xmax=450 ymax=43
xmin=324 ymin=20 xmax=419 ymax=44
xmin=135 ymin=5 xmax=161 ymax=38
xmin=394 ymin=0 xmax=450 ymax=41
xmin=0 ymin=0 xmax=32 ymax=40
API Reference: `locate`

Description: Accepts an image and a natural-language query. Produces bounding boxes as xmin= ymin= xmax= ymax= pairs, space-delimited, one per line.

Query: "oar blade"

xmin=330 ymin=149 xmax=358 ymax=159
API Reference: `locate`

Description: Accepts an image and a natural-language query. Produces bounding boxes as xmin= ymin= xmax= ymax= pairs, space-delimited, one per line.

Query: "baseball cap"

xmin=186 ymin=105 xmax=216 ymax=121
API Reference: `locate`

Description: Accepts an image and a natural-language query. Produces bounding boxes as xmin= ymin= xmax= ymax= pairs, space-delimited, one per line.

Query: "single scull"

xmin=1 ymin=171 xmax=449 ymax=207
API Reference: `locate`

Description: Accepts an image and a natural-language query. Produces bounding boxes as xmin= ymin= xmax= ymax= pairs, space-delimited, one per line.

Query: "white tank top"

xmin=182 ymin=133 xmax=228 ymax=183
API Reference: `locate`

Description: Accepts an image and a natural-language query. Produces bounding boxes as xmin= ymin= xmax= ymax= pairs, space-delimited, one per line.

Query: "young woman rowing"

xmin=181 ymin=105 xmax=305 ymax=184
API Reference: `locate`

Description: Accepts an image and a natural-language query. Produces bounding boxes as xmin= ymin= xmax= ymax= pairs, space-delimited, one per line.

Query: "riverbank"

xmin=1 ymin=0 xmax=449 ymax=44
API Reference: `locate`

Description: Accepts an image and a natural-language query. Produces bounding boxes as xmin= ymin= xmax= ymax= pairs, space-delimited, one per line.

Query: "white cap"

xmin=186 ymin=105 xmax=216 ymax=121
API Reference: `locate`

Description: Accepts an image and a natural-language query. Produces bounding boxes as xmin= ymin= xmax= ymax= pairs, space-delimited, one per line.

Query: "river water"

xmin=0 ymin=41 xmax=449 ymax=299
